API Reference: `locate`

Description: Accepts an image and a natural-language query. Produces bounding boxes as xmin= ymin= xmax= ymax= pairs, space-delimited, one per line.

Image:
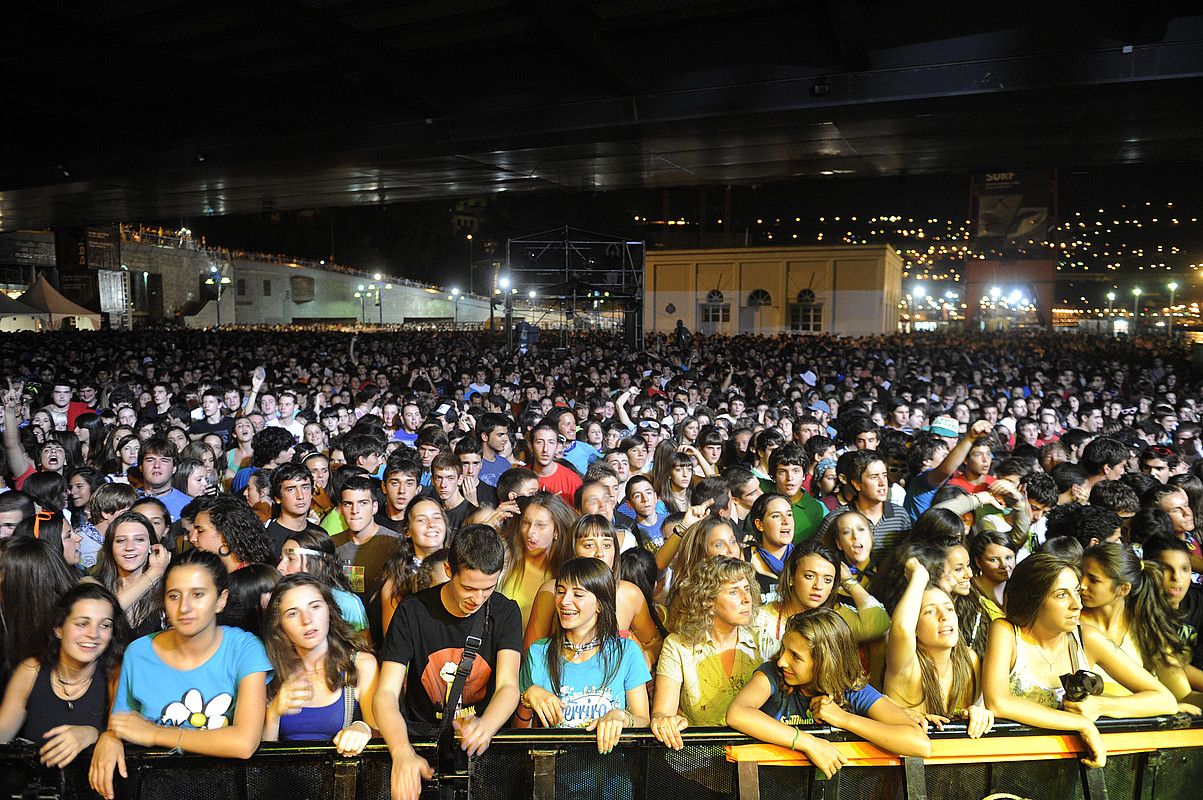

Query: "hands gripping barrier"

xmin=3 ymin=715 xmax=1202 ymax=800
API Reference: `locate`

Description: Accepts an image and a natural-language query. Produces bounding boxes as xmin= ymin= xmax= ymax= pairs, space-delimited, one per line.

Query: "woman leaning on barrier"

xmin=261 ymin=574 xmax=378 ymax=756
xmin=0 ymin=583 xmax=130 ymax=768
xmin=1079 ymin=542 xmax=1203 ymax=714
xmin=89 ymin=549 xmax=271 ymax=800
xmin=982 ymin=554 xmax=1177 ymax=769
xmin=884 ymin=557 xmax=994 ymax=738
xmin=517 ymin=557 xmax=651 ymax=753
xmin=652 ymin=556 xmax=778 ymax=749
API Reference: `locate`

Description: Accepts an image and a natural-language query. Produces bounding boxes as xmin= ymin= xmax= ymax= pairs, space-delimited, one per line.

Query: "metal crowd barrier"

xmin=3 ymin=715 xmax=1202 ymax=800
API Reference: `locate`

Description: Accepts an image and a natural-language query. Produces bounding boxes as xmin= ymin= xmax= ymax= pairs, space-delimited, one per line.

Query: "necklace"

xmin=562 ymin=637 xmax=601 ymax=654
xmin=53 ymin=668 xmax=94 ymax=711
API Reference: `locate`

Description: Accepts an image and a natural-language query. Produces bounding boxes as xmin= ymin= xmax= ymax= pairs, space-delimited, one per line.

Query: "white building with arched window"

xmin=644 ymin=245 xmax=902 ymax=336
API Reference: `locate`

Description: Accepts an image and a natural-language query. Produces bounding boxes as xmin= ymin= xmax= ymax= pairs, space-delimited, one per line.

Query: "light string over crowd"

xmin=0 ymin=328 xmax=1201 ymax=800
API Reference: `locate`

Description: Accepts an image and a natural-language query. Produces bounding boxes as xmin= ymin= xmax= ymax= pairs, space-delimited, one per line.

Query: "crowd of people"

xmin=0 ymin=326 xmax=1200 ymax=800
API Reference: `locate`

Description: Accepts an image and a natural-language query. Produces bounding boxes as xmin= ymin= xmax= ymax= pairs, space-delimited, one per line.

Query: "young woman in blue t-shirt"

xmin=89 ymin=549 xmax=271 ymax=800
xmin=518 ymin=557 xmax=650 ymax=753
xmin=727 ymin=607 xmax=930 ymax=778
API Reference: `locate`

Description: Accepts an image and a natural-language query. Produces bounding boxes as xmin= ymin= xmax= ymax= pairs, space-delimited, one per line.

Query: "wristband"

xmin=349 ymin=720 xmax=372 ymax=734
xmin=790 ymin=729 xmax=801 ymax=751
xmin=841 ymin=577 xmax=859 ymax=588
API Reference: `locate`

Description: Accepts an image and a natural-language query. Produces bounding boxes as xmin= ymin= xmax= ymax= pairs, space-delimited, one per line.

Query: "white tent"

xmin=17 ymin=275 xmax=101 ymax=330
xmin=0 ymin=291 xmax=48 ymax=331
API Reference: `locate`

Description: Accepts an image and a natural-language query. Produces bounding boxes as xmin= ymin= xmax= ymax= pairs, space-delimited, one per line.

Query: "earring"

xmin=218 ymin=545 xmax=231 ymax=557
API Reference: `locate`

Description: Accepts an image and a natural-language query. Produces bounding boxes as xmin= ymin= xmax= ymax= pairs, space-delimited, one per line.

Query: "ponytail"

xmin=1083 ymin=543 xmax=1187 ymax=670
xmin=1128 ymin=559 xmax=1188 ymax=670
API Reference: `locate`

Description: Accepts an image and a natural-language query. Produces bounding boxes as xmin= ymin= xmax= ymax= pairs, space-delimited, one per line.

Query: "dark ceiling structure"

xmin=3 ymin=0 xmax=1203 ymax=231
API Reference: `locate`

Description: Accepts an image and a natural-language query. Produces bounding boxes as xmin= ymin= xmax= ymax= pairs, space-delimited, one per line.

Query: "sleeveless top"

xmin=1007 ymin=622 xmax=1085 ymax=709
xmin=1092 ymin=630 xmax=1144 ymax=697
xmin=19 ymin=664 xmax=107 ymax=743
xmin=277 ymin=684 xmax=358 ymax=741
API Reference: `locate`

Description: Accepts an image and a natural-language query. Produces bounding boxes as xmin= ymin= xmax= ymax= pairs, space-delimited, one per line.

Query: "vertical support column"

xmin=531 ymin=749 xmax=559 ymax=800
xmin=736 ymin=760 xmax=760 ymax=800
xmin=902 ymin=756 xmax=928 ymax=800
xmin=1081 ymin=762 xmax=1108 ymax=800
xmin=332 ymin=758 xmax=359 ymax=800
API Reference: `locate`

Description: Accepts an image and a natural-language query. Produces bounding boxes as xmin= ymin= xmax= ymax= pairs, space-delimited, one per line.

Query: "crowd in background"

xmin=0 ymin=327 xmax=1200 ymax=800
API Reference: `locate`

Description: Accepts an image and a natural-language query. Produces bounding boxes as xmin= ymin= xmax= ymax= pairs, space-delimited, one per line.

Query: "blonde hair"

xmin=668 ymin=556 xmax=760 ymax=645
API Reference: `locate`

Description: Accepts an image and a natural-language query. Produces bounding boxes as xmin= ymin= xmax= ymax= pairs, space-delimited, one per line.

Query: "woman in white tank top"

xmin=983 ymin=555 xmax=1176 ymax=768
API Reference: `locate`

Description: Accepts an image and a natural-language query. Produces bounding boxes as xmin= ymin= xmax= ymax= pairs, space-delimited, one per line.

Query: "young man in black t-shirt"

xmin=264 ymin=463 xmax=325 ymax=559
xmin=374 ymin=524 xmax=521 ymax=800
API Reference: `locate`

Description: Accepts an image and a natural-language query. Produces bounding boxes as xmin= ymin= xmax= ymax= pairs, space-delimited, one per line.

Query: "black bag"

xmin=420 ymin=596 xmax=492 ymax=800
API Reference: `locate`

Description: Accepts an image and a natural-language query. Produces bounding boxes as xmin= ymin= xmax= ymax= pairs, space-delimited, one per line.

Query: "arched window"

xmin=790 ymin=289 xmax=822 ymax=332
xmin=747 ymin=289 xmax=772 ymax=307
xmin=701 ymin=288 xmax=730 ymax=325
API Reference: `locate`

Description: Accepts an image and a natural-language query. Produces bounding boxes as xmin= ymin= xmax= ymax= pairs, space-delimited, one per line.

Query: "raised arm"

xmin=2 ymin=382 xmax=33 ymax=480
xmin=885 ymin=560 xmax=927 ymax=697
xmin=837 ymin=563 xmax=890 ymax=642
xmin=114 ymin=546 xmax=170 ymax=615
xmin=613 ymin=391 xmax=633 ymax=432
xmin=654 ymin=498 xmax=714 ymax=572
xmin=929 ymin=421 xmax=993 ymax=485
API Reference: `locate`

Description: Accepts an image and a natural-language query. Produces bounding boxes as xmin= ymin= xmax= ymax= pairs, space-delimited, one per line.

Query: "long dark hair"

xmin=217 ymin=564 xmax=279 ymax=638
xmin=544 ymin=557 xmax=621 ymax=696
xmin=0 ymin=536 xmax=77 ymax=669
xmin=95 ymin=510 xmax=164 ymax=629
xmin=42 ymin=582 xmax=130 ymax=681
xmin=263 ymin=574 xmax=367 ymax=695
xmin=1083 ymin=543 xmax=1188 ymax=670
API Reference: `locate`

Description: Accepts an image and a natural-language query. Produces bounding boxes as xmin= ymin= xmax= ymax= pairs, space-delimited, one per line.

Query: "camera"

xmin=1060 ymin=669 xmax=1104 ymax=703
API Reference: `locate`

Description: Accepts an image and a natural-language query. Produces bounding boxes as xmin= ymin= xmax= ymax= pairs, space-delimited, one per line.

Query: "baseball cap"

xmin=926 ymin=415 xmax=959 ymax=438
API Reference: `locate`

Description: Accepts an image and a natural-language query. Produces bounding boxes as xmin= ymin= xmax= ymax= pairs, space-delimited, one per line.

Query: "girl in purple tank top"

xmin=262 ymin=574 xmax=378 ymax=755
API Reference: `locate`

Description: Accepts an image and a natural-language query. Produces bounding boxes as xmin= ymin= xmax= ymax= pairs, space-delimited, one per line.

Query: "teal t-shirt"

xmin=114 ymin=626 xmax=272 ymax=729
xmin=520 ymin=637 xmax=650 ymax=728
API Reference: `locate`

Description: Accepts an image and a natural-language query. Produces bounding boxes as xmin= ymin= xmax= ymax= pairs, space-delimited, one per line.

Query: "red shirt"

xmin=947 ymin=473 xmax=995 ymax=494
xmin=537 ymin=463 xmax=583 ymax=505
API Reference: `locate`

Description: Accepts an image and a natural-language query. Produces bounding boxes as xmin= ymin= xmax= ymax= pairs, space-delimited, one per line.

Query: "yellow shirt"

xmin=500 ymin=564 xmax=550 ymax=630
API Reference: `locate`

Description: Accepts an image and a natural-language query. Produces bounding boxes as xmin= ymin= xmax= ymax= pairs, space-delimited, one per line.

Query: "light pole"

xmin=1168 ymin=281 xmax=1179 ymax=336
xmin=449 ymin=287 xmax=461 ymax=326
xmin=1106 ymin=291 xmax=1115 ymax=312
xmin=1132 ymin=287 xmax=1142 ymax=332
xmin=204 ymin=265 xmax=232 ymax=327
xmin=499 ymin=276 xmax=514 ymax=351
xmin=356 ymin=284 xmax=366 ymax=324
xmin=466 ymin=235 xmax=474 ymax=295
